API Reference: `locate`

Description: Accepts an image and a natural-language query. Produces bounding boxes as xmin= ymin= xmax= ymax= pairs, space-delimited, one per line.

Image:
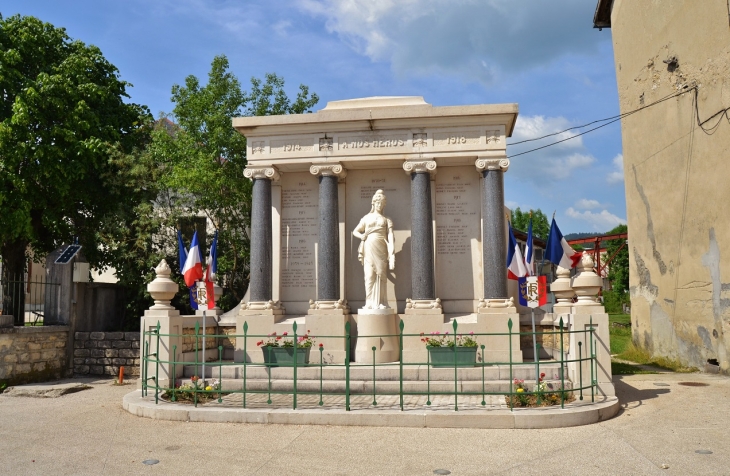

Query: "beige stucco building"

xmin=596 ymin=0 xmax=730 ymax=372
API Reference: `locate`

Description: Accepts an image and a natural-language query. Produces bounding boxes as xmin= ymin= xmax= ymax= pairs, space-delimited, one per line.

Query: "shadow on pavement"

xmin=613 ymin=375 xmax=670 ymax=413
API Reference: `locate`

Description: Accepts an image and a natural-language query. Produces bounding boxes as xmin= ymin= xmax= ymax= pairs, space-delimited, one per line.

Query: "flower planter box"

xmin=261 ymin=347 xmax=311 ymax=367
xmin=427 ymin=346 xmax=477 ymax=367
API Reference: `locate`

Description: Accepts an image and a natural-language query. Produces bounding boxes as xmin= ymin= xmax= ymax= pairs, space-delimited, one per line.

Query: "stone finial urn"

xmin=570 ymin=254 xmax=603 ymax=306
xmin=551 ymin=266 xmax=576 ymax=305
xmin=147 ymin=259 xmax=179 ymax=310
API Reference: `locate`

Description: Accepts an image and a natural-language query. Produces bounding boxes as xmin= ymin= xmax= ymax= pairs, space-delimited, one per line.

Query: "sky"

xmin=1 ymin=0 xmax=626 ymax=234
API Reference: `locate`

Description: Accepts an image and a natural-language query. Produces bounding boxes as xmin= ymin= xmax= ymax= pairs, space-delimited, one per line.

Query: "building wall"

xmin=610 ymin=0 xmax=730 ymax=371
xmin=73 ymin=331 xmax=140 ymax=377
xmin=0 ymin=326 xmax=69 ymax=385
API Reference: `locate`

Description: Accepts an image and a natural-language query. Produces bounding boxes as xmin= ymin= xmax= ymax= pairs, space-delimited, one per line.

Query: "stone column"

xmin=241 ymin=166 xmax=283 ymax=313
xmin=308 ymin=163 xmax=349 ymax=312
xmin=402 ymin=159 xmax=442 ymax=314
xmin=476 ymin=157 xmax=510 ymax=302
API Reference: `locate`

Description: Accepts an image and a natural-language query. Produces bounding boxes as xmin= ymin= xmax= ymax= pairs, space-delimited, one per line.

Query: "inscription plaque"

xmin=433 ymin=130 xmax=481 ymax=147
xmin=339 ymin=134 xmax=407 ymax=150
xmin=280 ymin=173 xmax=317 ymax=301
xmin=435 ymin=166 xmax=481 ymax=299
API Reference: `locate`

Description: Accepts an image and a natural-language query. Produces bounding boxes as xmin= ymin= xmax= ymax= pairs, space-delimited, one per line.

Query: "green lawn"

xmin=608 ymin=313 xmax=697 ymax=374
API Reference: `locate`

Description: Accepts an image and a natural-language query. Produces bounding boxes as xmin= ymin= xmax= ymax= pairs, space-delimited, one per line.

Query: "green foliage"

xmin=0 ymin=15 xmax=153 ymax=325
xmin=150 ymin=56 xmax=319 ymax=311
xmin=608 ymin=313 xmax=632 ymax=354
xmin=603 ymin=289 xmax=630 ymax=313
xmin=510 ymin=207 xmax=549 ymax=239
xmin=604 ymin=224 xmax=629 ymax=293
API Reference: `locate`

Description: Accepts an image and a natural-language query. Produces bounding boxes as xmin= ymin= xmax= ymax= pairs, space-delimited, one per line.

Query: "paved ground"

xmin=1 ymin=371 xmax=729 ymax=475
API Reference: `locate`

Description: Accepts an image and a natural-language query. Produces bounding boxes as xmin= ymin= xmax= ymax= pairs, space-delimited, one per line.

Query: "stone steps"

xmin=182 ymin=362 xmax=565 ymax=382
xmin=177 ymin=362 xmax=571 ymax=395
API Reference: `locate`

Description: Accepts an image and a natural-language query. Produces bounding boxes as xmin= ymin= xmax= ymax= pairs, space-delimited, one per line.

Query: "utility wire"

xmin=507 ymin=86 xmax=697 ymax=158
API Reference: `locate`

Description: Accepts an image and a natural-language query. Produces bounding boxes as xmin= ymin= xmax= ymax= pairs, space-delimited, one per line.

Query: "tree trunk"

xmin=2 ymin=239 xmax=28 ymax=326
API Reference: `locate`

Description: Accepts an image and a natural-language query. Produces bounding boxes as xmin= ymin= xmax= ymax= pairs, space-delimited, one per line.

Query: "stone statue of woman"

xmin=352 ymin=189 xmax=395 ymax=310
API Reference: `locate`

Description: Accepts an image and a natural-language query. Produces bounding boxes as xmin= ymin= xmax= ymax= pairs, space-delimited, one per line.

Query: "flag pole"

xmin=202 ymin=304 xmax=206 ymax=386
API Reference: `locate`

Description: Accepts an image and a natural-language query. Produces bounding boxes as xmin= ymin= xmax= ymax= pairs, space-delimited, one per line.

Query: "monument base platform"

xmin=354 ymin=309 xmax=399 ymax=363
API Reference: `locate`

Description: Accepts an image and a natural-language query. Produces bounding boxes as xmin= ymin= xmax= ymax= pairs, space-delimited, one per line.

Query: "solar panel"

xmin=54 ymin=245 xmax=82 ymax=264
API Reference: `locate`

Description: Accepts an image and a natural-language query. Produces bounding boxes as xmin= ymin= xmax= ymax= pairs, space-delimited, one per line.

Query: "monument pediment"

xmin=234 ymin=97 xmax=518 ymax=172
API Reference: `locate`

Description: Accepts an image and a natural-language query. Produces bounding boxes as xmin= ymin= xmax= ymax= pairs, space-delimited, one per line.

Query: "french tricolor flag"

xmin=204 ymin=231 xmax=218 ymax=310
xmin=182 ymin=231 xmax=204 ymax=288
xmin=507 ymin=223 xmax=528 ymax=280
xmin=544 ymin=218 xmax=582 ymax=269
xmin=524 ymin=218 xmax=535 ymax=276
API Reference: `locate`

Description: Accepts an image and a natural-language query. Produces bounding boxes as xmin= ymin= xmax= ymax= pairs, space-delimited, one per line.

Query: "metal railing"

xmin=141 ymin=317 xmax=598 ymax=411
xmin=0 ymin=275 xmax=60 ymax=326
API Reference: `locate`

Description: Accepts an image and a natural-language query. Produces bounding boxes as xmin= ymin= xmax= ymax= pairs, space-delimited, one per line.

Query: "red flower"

xmin=319 ymin=343 xmax=323 ymax=347
xmin=191 ymin=376 xmax=199 ymax=382
xmin=540 ymin=372 xmax=546 ymax=378
xmin=256 ymin=341 xmax=263 ymax=346
xmin=276 ymin=336 xmax=282 ymax=340
xmin=283 ymin=332 xmax=288 ymax=336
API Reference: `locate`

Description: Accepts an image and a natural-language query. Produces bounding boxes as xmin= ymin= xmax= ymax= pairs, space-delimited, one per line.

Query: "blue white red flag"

xmin=182 ymin=231 xmax=204 ymax=288
xmin=544 ymin=218 xmax=582 ymax=269
xmin=177 ymin=229 xmax=188 ymax=269
xmin=204 ymin=231 xmax=218 ymax=310
xmin=524 ymin=218 xmax=535 ymax=276
xmin=507 ymin=223 xmax=528 ymax=280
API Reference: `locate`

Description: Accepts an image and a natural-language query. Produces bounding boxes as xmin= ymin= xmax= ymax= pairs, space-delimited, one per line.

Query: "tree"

xmin=0 ymin=15 xmax=152 ymax=323
xmin=510 ymin=207 xmax=550 ymax=239
xmin=149 ymin=56 xmax=319 ymax=312
xmin=604 ymin=224 xmax=629 ymax=292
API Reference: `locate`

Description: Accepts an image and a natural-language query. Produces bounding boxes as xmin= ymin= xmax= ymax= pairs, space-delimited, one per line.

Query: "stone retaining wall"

xmin=74 ymin=332 xmax=140 ymax=377
xmin=0 ymin=326 xmax=70 ymax=385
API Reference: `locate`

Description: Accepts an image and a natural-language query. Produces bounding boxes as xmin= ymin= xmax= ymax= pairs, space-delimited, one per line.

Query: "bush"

xmin=603 ymin=289 xmax=630 ymax=313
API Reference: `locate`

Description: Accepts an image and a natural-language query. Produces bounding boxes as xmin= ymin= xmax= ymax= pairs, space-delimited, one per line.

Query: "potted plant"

xmin=257 ymin=331 xmax=316 ymax=367
xmin=421 ymin=331 xmax=478 ymax=367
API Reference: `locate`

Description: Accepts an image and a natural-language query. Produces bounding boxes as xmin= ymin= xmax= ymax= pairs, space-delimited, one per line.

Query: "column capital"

xmin=244 ymin=166 xmax=280 ymax=181
xmin=309 ymin=163 xmax=347 ymax=178
xmin=475 ymin=157 xmax=510 ymax=173
xmin=403 ymin=159 xmax=437 ymax=176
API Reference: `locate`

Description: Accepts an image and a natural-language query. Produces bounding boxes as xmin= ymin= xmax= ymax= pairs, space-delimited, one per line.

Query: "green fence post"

xmin=141 ymin=321 xmax=147 ymax=397
xmin=508 ymin=318 xmax=513 ymax=411
xmin=590 ymin=316 xmax=595 ymax=403
xmin=154 ymin=321 xmax=161 ymax=405
xmin=536 ymin=342 xmax=542 ymax=405
xmin=293 ymin=321 xmax=298 ymax=410
xmin=452 ymin=319 xmax=458 ymax=412
xmin=481 ymin=344 xmax=486 ymax=406
xmin=171 ymin=344 xmax=177 ymax=402
xmin=218 ymin=345 xmax=223 ymax=403
xmin=372 ymin=346 xmax=377 ymax=406
xmin=578 ymin=341 xmax=583 ymax=401
xmin=427 ymin=347 xmax=431 ymax=406
xmin=345 ymin=321 xmax=351 ymax=411
xmin=319 ymin=344 xmax=324 ymax=406
xmin=267 ymin=344 xmax=272 ymax=405
xmin=559 ymin=317 xmax=565 ymax=409
xmin=243 ymin=321 xmax=248 ymax=409
xmin=399 ymin=320 xmax=404 ymax=412
xmin=194 ymin=321 xmax=199 ymax=407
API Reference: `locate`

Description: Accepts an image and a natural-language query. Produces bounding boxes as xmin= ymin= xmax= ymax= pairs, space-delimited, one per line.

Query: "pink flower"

xmin=283 ymin=332 xmax=288 ymax=336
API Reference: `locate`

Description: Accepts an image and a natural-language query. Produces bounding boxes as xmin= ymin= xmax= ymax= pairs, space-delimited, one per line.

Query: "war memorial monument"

xmin=135 ymin=97 xmax=616 ymax=426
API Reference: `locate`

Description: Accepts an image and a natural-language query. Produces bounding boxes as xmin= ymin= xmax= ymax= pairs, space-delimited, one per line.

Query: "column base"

xmin=477 ymin=297 xmax=516 ymax=314
xmin=239 ymin=300 xmax=285 ymax=316
xmin=307 ymin=299 xmax=350 ymax=315
xmin=304 ymin=313 xmax=350 ymax=364
xmin=404 ymin=298 xmax=443 ymax=315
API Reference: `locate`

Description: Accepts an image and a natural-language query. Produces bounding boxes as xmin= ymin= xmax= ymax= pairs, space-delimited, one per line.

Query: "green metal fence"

xmin=141 ymin=317 xmax=598 ymax=411
xmin=0 ymin=275 xmax=60 ymax=326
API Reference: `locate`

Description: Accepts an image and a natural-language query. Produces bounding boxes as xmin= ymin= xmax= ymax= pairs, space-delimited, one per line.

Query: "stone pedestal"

xmin=476 ymin=300 xmax=522 ymax=364
xmin=551 ymin=266 xmax=575 ymax=316
xmin=354 ymin=309 xmax=399 ymax=363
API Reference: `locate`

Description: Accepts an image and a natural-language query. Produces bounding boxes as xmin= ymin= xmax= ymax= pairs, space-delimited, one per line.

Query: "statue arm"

xmin=387 ymin=218 xmax=395 ymax=270
xmin=352 ymin=218 xmax=366 ymax=240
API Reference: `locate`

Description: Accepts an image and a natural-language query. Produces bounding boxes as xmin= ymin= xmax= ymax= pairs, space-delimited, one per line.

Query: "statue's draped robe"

xmin=355 ymin=214 xmax=393 ymax=309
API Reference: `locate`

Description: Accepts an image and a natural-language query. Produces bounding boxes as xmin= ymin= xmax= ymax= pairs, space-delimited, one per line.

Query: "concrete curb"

xmin=122 ymin=390 xmax=620 ymax=429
